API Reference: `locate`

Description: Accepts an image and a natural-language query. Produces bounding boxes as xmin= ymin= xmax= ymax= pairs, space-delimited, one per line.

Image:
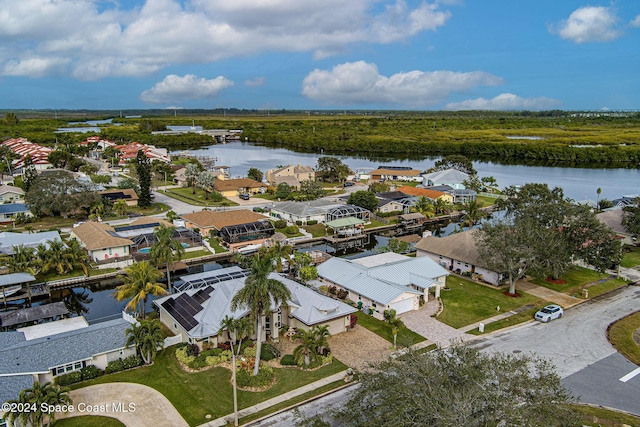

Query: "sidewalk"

xmin=198 ymin=370 xmax=350 ymax=427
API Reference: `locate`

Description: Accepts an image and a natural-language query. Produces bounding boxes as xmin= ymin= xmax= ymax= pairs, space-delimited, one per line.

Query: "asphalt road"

xmin=473 ymin=285 xmax=640 ymax=414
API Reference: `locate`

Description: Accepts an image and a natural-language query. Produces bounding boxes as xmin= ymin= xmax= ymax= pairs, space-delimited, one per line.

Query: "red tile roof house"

xmin=115 ymin=142 xmax=171 ymax=165
xmin=1 ymin=138 xmax=53 ymax=172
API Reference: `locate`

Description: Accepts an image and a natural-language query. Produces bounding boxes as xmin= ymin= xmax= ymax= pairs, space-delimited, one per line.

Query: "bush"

xmin=261 ymin=343 xmax=280 ymax=361
xmin=274 ymin=219 xmax=287 ymax=228
xmin=176 ymin=346 xmax=196 ymax=365
xmin=337 ymin=289 xmax=349 ymax=300
xmin=243 ymin=345 xmax=257 ymax=358
xmin=217 ymin=342 xmax=231 ymax=351
xmin=80 ymin=365 xmax=100 ymax=380
xmin=307 ymin=220 xmax=318 ymax=225
xmin=284 ymin=225 xmax=299 ymax=235
xmin=296 ymin=220 xmax=303 ymax=226
xmin=185 ymin=343 xmax=200 ymax=357
xmin=205 ymin=350 xmax=232 ymax=366
xmin=236 ymin=365 xmax=274 ymax=388
xmin=201 ymin=348 xmax=223 ymax=357
xmin=280 ymin=354 xmax=296 ymax=366
xmin=123 ymin=355 xmax=143 ymax=369
xmin=105 ymin=359 xmax=125 ymax=374
xmin=55 ymin=371 xmax=83 ymax=387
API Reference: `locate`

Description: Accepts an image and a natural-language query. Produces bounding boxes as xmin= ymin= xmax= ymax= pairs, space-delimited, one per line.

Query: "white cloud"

xmin=631 ymin=15 xmax=640 ymax=28
xmin=302 ymin=61 xmax=503 ymax=107
xmin=552 ymin=6 xmax=621 ymax=43
xmin=445 ymin=93 xmax=562 ymax=111
xmin=140 ymin=74 xmax=234 ymax=104
xmin=0 ymin=0 xmax=452 ymax=80
xmin=2 ymin=56 xmax=69 ymax=77
xmin=244 ymin=77 xmax=265 ymax=87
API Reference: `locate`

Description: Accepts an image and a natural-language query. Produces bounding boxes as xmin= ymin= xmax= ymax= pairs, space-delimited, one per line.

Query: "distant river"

xmin=184 ymin=142 xmax=639 ymax=202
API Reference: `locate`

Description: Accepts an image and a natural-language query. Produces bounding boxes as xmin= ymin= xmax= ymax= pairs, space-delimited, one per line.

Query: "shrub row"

xmin=54 ymin=364 xmax=100 ymax=387
xmin=105 ymin=355 xmax=143 ymax=374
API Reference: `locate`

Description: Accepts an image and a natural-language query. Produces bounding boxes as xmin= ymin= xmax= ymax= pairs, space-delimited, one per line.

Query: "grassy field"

xmin=54 ymin=416 xmax=125 ymax=427
xmin=438 ymin=276 xmax=541 ymax=329
xmin=161 ymin=187 xmax=237 ymax=207
xmin=608 ymin=311 xmax=640 ymax=365
xmin=207 ymin=237 xmax=229 ymax=253
xmin=77 ymin=349 xmax=347 ymax=426
xmin=468 ymin=303 xmax=547 ymax=335
xmin=353 ymin=311 xmax=425 ymax=347
xmin=573 ymin=404 xmax=640 ymax=426
xmin=302 ymin=223 xmax=328 ymax=238
xmin=531 ymin=266 xmax=628 ymax=298
xmin=621 ymin=246 xmax=640 ymax=268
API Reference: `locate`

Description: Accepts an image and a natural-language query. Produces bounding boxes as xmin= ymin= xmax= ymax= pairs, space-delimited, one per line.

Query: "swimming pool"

xmin=138 ymin=243 xmax=189 ymax=254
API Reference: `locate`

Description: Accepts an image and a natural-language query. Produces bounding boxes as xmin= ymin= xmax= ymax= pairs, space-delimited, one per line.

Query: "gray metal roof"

xmin=421 ymin=169 xmax=469 ymax=184
xmin=271 ymin=199 xmax=344 ymax=218
xmin=0 ymin=272 xmax=36 ymax=287
xmin=317 ymin=255 xmax=448 ymax=305
xmin=0 ymin=231 xmax=62 ymax=255
xmin=156 ymin=268 xmax=356 ymax=339
xmin=0 ymin=302 xmax=69 ymax=328
xmin=0 ymin=318 xmax=130 ymax=376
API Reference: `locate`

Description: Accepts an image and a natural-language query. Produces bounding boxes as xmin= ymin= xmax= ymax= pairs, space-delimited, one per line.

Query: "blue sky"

xmin=1 ymin=0 xmax=639 ymax=111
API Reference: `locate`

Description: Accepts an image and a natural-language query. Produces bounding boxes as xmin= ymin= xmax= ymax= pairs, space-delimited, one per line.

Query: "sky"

xmin=1 ymin=0 xmax=639 ymax=111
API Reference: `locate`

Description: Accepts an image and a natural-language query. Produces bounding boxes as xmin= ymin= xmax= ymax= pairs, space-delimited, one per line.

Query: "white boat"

xmin=1 ymin=285 xmax=23 ymax=298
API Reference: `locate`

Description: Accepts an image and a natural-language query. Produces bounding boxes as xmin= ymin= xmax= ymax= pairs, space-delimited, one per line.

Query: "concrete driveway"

xmin=57 ymin=383 xmax=188 ymax=427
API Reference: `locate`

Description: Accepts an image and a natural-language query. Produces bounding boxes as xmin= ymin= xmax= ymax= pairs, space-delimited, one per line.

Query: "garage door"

xmin=389 ymin=297 xmax=415 ymax=315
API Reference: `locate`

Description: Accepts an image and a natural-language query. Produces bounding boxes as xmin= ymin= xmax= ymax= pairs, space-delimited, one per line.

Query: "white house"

xmin=154 ymin=267 xmax=357 ymax=350
xmin=0 ymin=185 xmax=24 ymax=203
xmin=69 ymin=221 xmax=133 ymax=269
xmin=316 ymin=253 xmax=449 ymax=319
xmin=414 ymin=230 xmax=503 ymax=286
xmin=420 ymin=169 xmax=470 ymax=189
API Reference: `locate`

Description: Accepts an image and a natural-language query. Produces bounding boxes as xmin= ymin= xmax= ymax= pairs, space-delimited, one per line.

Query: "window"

xmin=265 ymin=315 xmax=271 ymax=330
xmin=276 ymin=308 xmax=282 ymax=329
xmin=109 ymin=248 xmax=112 ymax=255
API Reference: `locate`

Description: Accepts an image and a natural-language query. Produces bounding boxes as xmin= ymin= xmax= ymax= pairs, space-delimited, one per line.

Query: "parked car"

xmin=239 ymin=193 xmax=250 ymax=200
xmin=344 ymin=181 xmax=355 ymax=187
xmin=534 ymin=304 xmax=563 ymax=322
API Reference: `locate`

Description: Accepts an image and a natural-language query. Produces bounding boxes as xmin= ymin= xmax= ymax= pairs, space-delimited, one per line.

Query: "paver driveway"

xmin=400 ymin=300 xmax=472 ymax=347
xmin=328 ymin=325 xmax=393 ymax=371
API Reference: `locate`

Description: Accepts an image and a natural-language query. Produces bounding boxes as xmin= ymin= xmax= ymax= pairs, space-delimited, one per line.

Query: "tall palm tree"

xmin=149 ymin=224 xmax=185 ymax=293
xmin=64 ymin=239 xmax=91 ymax=276
xmin=411 ymin=196 xmax=435 ymax=218
xmin=231 ymin=253 xmax=291 ymax=376
xmin=41 ymin=239 xmax=71 ymax=275
xmin=220 ymin=315 xmax=253 ymax=427
xmin=461 ymin=199 xmax=486 ymax=229
xmin=126 ymin=319 xmax=165 ymax=364
xmin=312 ymin=324 xmax=331 ymax=355
xmin=113 ymin=261 xmax=167 ymax=319
xmin=293 ymin=328 xmax=318 ymax=367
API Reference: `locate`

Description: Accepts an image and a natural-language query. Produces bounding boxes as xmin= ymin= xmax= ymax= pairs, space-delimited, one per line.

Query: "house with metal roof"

xmin=0 ymin=316 xmax=135 ymax=408
xmin=154 ymin=267 xmax=356 ymax=350
xmin=316 ymin=253 xmax=449 ymax=319
xmin=414 ymin=230 xmax=503 ymax=286
xmin=0 ymin=230 xmax=62 ymax=255
xmin=270 ymin=200 xmax=370 ymax=225
xmin=420 ymin=169 xmax=470 ymax=190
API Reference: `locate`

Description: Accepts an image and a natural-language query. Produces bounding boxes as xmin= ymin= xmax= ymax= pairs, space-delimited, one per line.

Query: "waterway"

xmin=185 ymin=142 xmax=639 ymax=202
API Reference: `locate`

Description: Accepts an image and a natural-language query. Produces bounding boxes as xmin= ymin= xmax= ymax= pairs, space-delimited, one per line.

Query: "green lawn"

xmin=608 ymin=311 xmax=640 ymax=365
xmin=77 ymin=349 xmax=347 ymax=426
xmin=301 ymin=223 xmax=327 ymax=238
xmin=573 ymin=404 xmax=640 ymax=426
xmin=353 ymin=311 xmax=425 ymax=347
xmin=364 ymin=219 xmax=388 ymax=229
xmin=181 ymin=249 xmax=213 ymax=260
xmin=207 ymin=238 xmax=229 ymax=253
xmin=438 ymin=277 xmax=541 ymax=329
xmin=468 ymin=303 xmax=547 ymax=335
xmin=530 ymin=266 xmax=628 ymax=298
xmin=475 ymin=195 xmax=498 ymax=208
xmin=530 ymin=267 xmax=607 ymax=294
xmin=161 ymin=188 xmax=237 ymax=207
xmin=53 ymin=416 xmax=125 ymax=427
xmin=621 ymin=246 xmax=640 ymax=268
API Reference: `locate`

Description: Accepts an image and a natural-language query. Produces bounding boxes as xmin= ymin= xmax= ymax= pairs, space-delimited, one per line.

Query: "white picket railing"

xmin=163 ymin=335 xmax=183 ymax=348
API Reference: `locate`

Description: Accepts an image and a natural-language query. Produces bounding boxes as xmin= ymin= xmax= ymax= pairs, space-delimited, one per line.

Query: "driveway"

xmin=328 ymin=325 xmax=392 ymax=371
xmin=400 ymin=299 xmax=473 ymax=347
xmin=57 ymin=383 xmax=188 ymax=427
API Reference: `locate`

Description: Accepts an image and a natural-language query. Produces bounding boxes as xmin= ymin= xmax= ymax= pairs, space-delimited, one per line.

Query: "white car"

xmin=534 ymin=304 xmax=564 ymax=322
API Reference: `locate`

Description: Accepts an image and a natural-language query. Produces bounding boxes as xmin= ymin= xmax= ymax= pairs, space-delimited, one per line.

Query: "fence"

xmin=163 ymin=335 xmax=183 ymax=348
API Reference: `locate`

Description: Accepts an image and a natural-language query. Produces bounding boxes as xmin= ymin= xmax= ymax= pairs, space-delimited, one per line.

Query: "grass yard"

xmin=353 ymin=311 xmax=425 ymax=346
xmin=302 ymin=223 xmax=328 ymax=238
xmin=573 ymin=404 xmax=640 ymax=426
xmin=531 ymin=267 xmax=607 ymax=295
xmin=161 ymin=187 xmax=237 ymax=207
xmin=77 ymin=349 xmax=347 ymax=426
xmin=181 ymin=249 xmax=213 ymax=260
xmin=621 ymin=246 xmax=640 ymax=268
xmin=364 ymin=219 xmax=388 ymax=229
xmin=531 ymin=266 xmax=628 ymax=298
xmin=475 ymin=195 xmax=499 ymax=207
xmin=467 ymin=302 xmax=547 ymax=335
xmin=608 ymin=311 xmax=640 ymax=365
xmin=207 ymin=238 xmax=229 ymax=253
xmin=54 ymin=416 xmax=125 ymax=427
xmin=438 ymin=277 xmax=541 ymax=329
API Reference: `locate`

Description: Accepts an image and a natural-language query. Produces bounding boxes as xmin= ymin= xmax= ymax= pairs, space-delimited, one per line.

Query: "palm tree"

xmin=64 ymin=239 xmax=91 ymax=276
xmin=411 ymin=196 xmax=435 ymax=218
xmin=6 ymin=382 xmax=72 ymax=427
xmin=149 ymin=224 xmax=185 ymax=293
xmin=113 ymin=261 xmax=167 ymax=319
xmin=433 ymin=197 xmax=453 ymax=216
xmin=389 ymin=317 xmax=404 ymax=349
xmin=24 ymin=225 xmax=34 ymax=234
xmin=231 ymin=253 xmax=291 ymax=376
xmin=266 ymin=241 xmax=293 ymax=273
xmin=461 ymin=199 xmax=486 ymax=229
xmin=2 ymin=245 xmax=39 ymax=275
xmin=126 ymin=319 xmax=165 ymax=364
xmin=312 ymin=324 xmax=331 ymax=355
xmin=220 ymin=315 xmax=253 ymax=427
xmin=41 ymin=239 xmax=71 ymax=275
xmin=596 ymin=187 xmax=602 ymax=211
xmin=293 ymin=328 xmax=318 ymax=367
xmin=113 ymin=199 xmax=128 ymax=217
